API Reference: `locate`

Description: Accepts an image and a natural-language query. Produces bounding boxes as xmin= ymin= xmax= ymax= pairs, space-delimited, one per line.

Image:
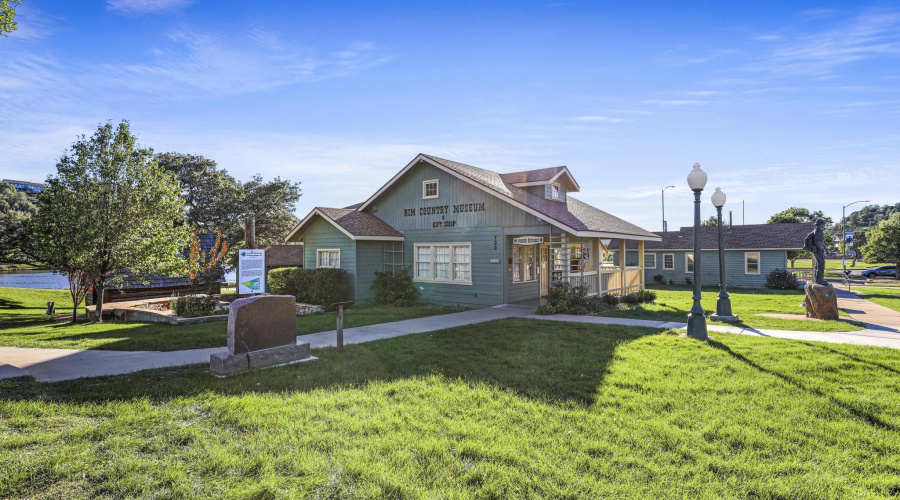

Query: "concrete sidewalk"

xmin=834 ymin=286 xmax=900 ymax=332
xmin=0 ymin=305 xmax=535 ymax=383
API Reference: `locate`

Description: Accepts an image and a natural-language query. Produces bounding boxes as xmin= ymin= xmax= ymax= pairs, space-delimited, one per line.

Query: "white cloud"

xmin=567 ymin=116 xmax=624 ymax=123
xmin=107 ymin=0 xmax=192 ymax=14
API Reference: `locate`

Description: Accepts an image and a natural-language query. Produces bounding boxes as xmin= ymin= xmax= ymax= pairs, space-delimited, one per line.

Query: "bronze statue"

xmin=803 ymin=218 xmax=827 ymax=284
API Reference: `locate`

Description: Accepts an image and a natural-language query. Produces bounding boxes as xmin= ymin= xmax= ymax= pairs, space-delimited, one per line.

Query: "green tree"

xmin=0 ymin=0 xmax=20 ymax=37
xmin=701 ymin=215 xmax=718 ymax=227
xmin=0 ymin=181 xmax=37 ymax=263
xmin=768 ymin=207 xmax=834 ymax=266
xmin=159 ymin=152 xmax=301 ymax=247
xmin=861 ymin=213 xmax=900 ymax=280
xmin=43 ymin=121 xmax=190 ymax=321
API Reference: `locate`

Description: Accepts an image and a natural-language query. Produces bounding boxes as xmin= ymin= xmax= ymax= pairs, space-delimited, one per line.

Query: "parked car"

xmin=862 ymin=265 xmax=897 ymax=279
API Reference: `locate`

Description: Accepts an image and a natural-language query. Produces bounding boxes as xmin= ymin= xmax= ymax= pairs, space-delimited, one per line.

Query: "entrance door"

xmin=539 ymin=244 xmax=550 ymax=296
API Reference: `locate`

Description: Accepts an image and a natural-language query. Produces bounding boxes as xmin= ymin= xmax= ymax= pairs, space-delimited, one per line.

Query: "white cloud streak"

xmin=107 ymin=0 xmax=193 ymax=15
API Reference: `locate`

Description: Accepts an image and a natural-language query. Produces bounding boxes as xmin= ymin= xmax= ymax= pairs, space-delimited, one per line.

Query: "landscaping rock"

xmin=227 ymin=295 xmax=297 ymax=354
xmin=803 ymin=282 xmax=839 ymax=320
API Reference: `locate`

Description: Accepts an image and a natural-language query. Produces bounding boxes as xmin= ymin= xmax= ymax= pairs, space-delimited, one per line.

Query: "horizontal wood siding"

xmin=403 ymin=227 xmax=504 ymax=308
xmin=301 ymin=216 xmax=358 ymax=298
xmin=623 ymin=249 xmax=788 ymax=288
xmin=355 ymin=241 xmax=386 ymax=304
xmin=367 ymin=161 xmax=543 ymax=230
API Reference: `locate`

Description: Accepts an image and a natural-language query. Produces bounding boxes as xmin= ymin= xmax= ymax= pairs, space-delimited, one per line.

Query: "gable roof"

xmin=358 ymin=154 xmax=658 ymax=241
xmin=285 ymin=207 xmax=405 ymax=242
xmin=499 ymin=166 xmax=580 ymax=190
xmin=607 ymin=222 xmax=813 ymax=251
xmin=228 ymin=244 xmax=303 ymax=267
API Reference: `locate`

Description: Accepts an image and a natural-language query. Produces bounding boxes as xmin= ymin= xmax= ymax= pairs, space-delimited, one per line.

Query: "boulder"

xmin=803 ymin=282 xmax=839 ymax=320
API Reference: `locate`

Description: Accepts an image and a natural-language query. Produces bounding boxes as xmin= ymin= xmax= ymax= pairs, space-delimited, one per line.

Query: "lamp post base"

xmin=710 ymin=314 xmax=739 ymax=323
xmin=686 ymin=313 xmax=708 ymax=340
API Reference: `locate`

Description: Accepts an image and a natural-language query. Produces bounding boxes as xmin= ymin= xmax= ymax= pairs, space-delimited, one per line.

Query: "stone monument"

xmin=210 ymin=295 xmax=315 ymax=376
xmin=802 ymin=218 xmax=839 ymax=320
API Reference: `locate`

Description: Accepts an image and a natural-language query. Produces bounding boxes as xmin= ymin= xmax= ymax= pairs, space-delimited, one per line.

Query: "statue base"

xmin=803 ymin=282 xmax=839 ymax=320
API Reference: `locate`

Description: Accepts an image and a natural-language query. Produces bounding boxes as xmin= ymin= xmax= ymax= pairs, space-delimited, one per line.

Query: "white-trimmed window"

xmin=685 ymin=253 xmax=695 ymax=273
xmin=551 ymin=183 xmax=560 ymax=200
xmin=317 ymin=249 xmax=340 ymax=269
xmin=745 ymin=252 xmax=760 ymax=275
xmin=644 ymin=253 xmax=657 ymax=269
xmin=513 ymin=244 xmax=537 ymax=282
xmin=415 ymin=243 xmax=472 ymax=284
xmin=663 ymin=253 xmax=675 ymax=270
xmin=423 ymin=179 xmax=439 ymax=199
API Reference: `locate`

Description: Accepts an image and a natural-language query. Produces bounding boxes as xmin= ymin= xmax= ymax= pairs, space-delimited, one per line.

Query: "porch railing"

xmin=561 ymin=267 xmax=643 ymax=296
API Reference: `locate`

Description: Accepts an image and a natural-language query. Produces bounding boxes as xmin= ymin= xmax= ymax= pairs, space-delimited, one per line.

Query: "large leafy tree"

xmin=158 ymin=152 xmax=301 ymax=247
xmin=767 ymin=207 xmax=834 ymax=266
xmin=0 ymin=0 xmax=20 ymax=37
xmin=39 ymin=121 xmax=190 ymax=321
xmin=0 ymin=181 xmax=37 ymax=263
xmin=861 ymin=213 xmax=900 ymax=280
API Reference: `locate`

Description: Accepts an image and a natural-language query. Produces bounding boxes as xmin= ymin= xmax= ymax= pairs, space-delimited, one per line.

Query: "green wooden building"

xmin=286 ymin=154 xmax=660 ymax=308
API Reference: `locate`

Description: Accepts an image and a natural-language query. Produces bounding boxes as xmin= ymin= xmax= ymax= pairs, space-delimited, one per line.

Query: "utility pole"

xmin=662 ymin=185 xmax=675 ymax=232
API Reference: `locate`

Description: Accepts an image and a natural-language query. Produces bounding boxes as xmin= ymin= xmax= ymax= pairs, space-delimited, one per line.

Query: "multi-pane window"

xmin=513 ymin=245 xmax=537 ymax=282
xmin=745 ymin=252 xmax=760 ymax=275
xmin=423 ymin=179 xmax=439 ymax=199
xmin=663 ymin=254 xmax=674 ymax=270
xmin=317 ymin=249 xmax=340 ymax=268
xmin=551 ymin=183 xmax=560 ymax=200
xmin=644 ymin=253 xmax=656 ymax=269
xmin=625 ymin=250 xmax=639 ymax=266
xmin=685 ymin=253 xmax=695 ymax=273
xmin=416 ymin=246 xmax=432 ymax=279
xmin=568 ymin=242 xmax=591 ymax=272
xmin=414 ymin=243 xmax=472 ymax=284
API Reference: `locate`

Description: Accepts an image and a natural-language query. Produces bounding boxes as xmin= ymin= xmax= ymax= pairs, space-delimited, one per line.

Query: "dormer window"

xmin=551 ymin=183 xmax=560 ymax=200
xmin=423 ymin=179 xmax=439 ymax=200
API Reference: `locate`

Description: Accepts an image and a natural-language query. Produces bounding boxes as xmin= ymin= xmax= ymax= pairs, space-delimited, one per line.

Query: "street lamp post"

xmin=662 ymin=185 xmax=675 ymax=232
xmin=710 ymin=187 xmax=738 ymax=322
xmin=842 ymin=200 xmax=870 ymax=285
xmin=686 ymin=163 xmax=708 ymax=340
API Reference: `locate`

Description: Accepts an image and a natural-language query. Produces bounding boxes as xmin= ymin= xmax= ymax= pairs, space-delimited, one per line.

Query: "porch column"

xmin=638 ymin=240 xmax=645 ymax=291
xmin=619 ymin=238 xmax=626 ymax=295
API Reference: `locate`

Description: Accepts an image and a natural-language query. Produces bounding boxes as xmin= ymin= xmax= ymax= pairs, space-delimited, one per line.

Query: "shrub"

xmin=685 ymin=277 xmax=692 ymax=286
xmin=372 ymin=268 xmax=419 ymax=306
xmin=267 ymin=267 xmax=352 ymax=305
xmin=537 ymin=282 xmax=615 ymax=315
xmin=653 ymin=274 xmax=665 ymax=284
xmin=766 ymin=268 xmax=800 ymax=290
xmin=623 ymin=289 xmax=657 ymax=305
xmin=600 ymin=293 xmax=620 ymax=307
xmin=171 ymin=294 xmax=220 ymax=318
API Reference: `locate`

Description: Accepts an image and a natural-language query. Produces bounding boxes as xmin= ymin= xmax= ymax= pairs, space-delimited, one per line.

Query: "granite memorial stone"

xmin=210 ymin=295 xmax=315 ymax=376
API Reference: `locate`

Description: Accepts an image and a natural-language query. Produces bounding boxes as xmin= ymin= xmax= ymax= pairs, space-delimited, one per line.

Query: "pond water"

xmin=0 ymin=271 xmax=238 ymax=290
xmin=0 ymin=271 xmax=69 ymax=289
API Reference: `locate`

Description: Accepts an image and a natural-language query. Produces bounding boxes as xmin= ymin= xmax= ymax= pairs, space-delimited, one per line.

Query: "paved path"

xmin=521 ymin=314 xmax=900 ymax=350
xmin=0 ymin=305 xmax=535 ymax=383
xmin=833 ymin=286 xmax=900 ymax=331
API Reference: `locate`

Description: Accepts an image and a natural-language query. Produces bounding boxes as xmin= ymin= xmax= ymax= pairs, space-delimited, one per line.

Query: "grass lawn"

xmin=790 ymin=258 xmax=889 ymax=270
xmin=0 ymin=287 xmax=461 ymax=351
xmin=3 ymin=319 xmax=900 ymax=498
xmin=606 ymin=285 xmax=861 ymax=332
xmin=853 ymin=287 xmax=900 ymax=314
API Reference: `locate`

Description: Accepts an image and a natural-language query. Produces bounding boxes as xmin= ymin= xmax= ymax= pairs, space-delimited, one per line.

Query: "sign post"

xmin=238 ymin=249 xmax=266 ymax=294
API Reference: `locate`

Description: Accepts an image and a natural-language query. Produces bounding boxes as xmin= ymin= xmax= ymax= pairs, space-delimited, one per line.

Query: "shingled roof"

xmin=416 ymin=155 xmax=656 ymax=240
xmin=607 ymin=222 xmax=813 ymax=251
xmin=286 ymin=207 xmax=405 ymax=241
xmin=120 ymin=232 xmax=226 ymax=289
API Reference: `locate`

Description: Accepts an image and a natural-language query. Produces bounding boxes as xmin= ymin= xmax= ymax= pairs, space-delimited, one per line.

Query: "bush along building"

xmin=285 ymin=154 xmax=660 ymax=308
xmin=608 ymin=222 xmax=813 ymax=289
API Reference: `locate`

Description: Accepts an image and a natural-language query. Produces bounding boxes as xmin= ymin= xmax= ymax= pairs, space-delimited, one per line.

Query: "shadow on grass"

xmin=0 ymin=318 xmax=657 ymax=407
xmin=800 ymin=341 xmax=900 ymax=376
xmin=707 ymin=339 xmax=897 ymax=432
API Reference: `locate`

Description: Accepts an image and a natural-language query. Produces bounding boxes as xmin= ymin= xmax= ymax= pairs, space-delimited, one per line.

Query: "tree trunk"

xmin=896 ymin=262 xmax=899 ymax=280
xmin=94 ymin=279 xmax=105 ymax=323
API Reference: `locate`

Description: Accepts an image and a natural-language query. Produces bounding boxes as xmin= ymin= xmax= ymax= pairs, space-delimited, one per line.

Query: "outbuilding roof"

xmin=607 ymin=222 xmax=813 ymax=251
xmin=286 ymin=207 xmax=405 ymax=242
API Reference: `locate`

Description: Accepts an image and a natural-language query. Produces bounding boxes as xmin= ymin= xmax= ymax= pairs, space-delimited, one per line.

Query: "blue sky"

xmin=1 ymin=0 xmax=898 ymax=232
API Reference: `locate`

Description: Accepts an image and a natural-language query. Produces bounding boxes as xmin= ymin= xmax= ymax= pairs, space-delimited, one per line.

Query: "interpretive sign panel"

xmin=238 ymin=249 xmax=266 ymax=294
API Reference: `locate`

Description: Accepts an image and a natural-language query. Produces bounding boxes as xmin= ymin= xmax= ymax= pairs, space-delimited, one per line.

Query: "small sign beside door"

xmin=513 ymin=236 xmax=544 ymax=245
xmin=489 ymin=258 xmax=501 ymax=264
